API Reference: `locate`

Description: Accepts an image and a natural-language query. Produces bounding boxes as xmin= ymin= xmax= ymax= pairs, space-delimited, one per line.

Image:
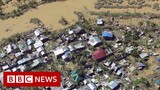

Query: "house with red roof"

xmin=92 ymin=49 xmax=107 ymax=61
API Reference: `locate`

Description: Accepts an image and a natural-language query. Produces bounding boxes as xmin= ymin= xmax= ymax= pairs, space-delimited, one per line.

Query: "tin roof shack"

xmin=15 ymin=52 xmax=24 ymax=59
xmin=68 ymin=29 xmax=75 ymax=35
xmin=62 ymin=51 xmax=71 ymax=61
xmin=139 ymin=53 xmax=149 ymax=60
xmin=97 ymin=19 xmax=104 ymax=25
xmin=4 ymin=44 xmax=19 ymax=54
xmin=27 ymin=38 xmax=35 ymax=46
xmin=53 ymin=47 xmax=67 ymax=58
xmin=4 ymin=44 xmax=12 ymax=54
xmin=34 ymin=39 xmax=44 ymax=49
xmin=74 ymin=25 xmax=85 ymax=35
xmin=108 ymin=80 xmax=119 ymax=90
xmin=30 ymin=58 xmax=45 ymax=69
xmin=66 ymin=80 xmax=76 ymax=89
xmin=17 ymin=65 xmax=26 ymax=72
xmin=17 ymin=54 xmax=33 ymax=65
xmin=136 ymin=62 xmax=145 ymax=70
xmin=34 ymin=29 xmax=43 ymax=37
xmin=116 ymin=68 xmax=125 ymax=77
xmin=104 ymin=61 xmax=112 ymax=67
xmin=36 ymin=46 xmax=46 ymax=56
xmin=125 ymin=46 xmax=134 ymax=54
xmin=1 ymin=64 xmax=9 ymax=71
xmin=68 ymin=45 xmax=75 ymax=52
xmin=87 ymin=68 xmax=95 ymax=76
xmin=74 ymin=43 xmax=85 ymax=51
xmin=80 ymin=82 xmax=97 ymax=90
xmin=88 ymin=36 xmax=102 ymax=47
xmin=39 ymin=35 xmax=49 ymax=42
xmin=84 ymin=82 xmax=98 ymax=90
xmin=96 ymin=67 xmax=103 ymax=74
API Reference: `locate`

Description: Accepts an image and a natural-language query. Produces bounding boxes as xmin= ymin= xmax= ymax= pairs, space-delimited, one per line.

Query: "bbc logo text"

xmin=3 ymin=72 xmax=61 ymax=87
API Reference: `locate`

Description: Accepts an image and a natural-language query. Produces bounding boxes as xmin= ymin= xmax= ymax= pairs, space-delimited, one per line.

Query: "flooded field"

xmin=1 ymin=0 xmax=160 ymax=40
xmin=0 ymin=0 xmax=96 ymax=40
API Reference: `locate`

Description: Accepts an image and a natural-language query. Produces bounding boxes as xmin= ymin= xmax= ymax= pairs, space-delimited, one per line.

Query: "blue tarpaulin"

xmin=102 ymin=31 xmax=113 ymax=38
xmin=157 ymin=58 xmax=160 ymax=62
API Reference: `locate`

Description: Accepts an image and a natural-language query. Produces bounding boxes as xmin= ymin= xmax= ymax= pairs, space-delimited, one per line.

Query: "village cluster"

xmin=0 ymin=18 xmax=160 ymax=90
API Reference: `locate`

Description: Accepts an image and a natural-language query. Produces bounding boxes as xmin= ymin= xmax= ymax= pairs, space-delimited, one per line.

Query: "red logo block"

xmin=3 ymin=72 xmax=61 ymax=87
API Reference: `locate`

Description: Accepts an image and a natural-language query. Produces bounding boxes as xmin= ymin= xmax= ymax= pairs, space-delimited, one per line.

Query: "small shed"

xmin=34 ymin=29 xmax=42 ymax=37
xmin=97 ymin=19 xmax=104 ymax=25
xmin=39 ymin=35 xmax=48 ymax=42
xmin=139 ymin=53 xmax=148 ymax=59
xmin=27 ymin=39 xmax=34 ymax=45
xmin=4 ymin=44 xmax=12 ymax=54
xmin=2 ymin=65 xmax=9 ymax=70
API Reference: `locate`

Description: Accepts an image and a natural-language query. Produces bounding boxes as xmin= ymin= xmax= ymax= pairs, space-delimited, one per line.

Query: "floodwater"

xmin=0 ymin=0 xmax=96 ymax=40
xmin=0 ymin=0 xmax=160 ymax=40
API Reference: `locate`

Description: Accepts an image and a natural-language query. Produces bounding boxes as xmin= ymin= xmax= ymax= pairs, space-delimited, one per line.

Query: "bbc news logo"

xmin=3 ymin=72 xmax=61 ymax=87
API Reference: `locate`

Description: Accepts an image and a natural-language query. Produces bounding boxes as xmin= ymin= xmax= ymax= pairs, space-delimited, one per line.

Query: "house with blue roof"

xmin=102 ymin=31 xmax=114 ymax=40
xmin=157 ymin=57 xmax=160 ymax=62
xmin=155 ymin=79 xmax=160 ymax=86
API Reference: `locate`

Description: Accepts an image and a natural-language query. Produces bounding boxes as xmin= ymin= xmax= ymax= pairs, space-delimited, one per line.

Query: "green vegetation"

xmin=95 ymin=0 xmax=150 ymax=9
xmin=153 ymin=3 xmax=159 ymax=10
xmin=30 ymin=18 xmax=42 ymax=25
xmin=59 ymin=17 xmax=69 ymax=26
xmin=0 ymin=33 xmax=21 ymax=48
xmin=90 ymin=11 xmax=144 ymax=18
xmin=133 ymin=77 xmax=151 ymax=88
xmin=124 ymin=30 xmax=140 ymax=47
